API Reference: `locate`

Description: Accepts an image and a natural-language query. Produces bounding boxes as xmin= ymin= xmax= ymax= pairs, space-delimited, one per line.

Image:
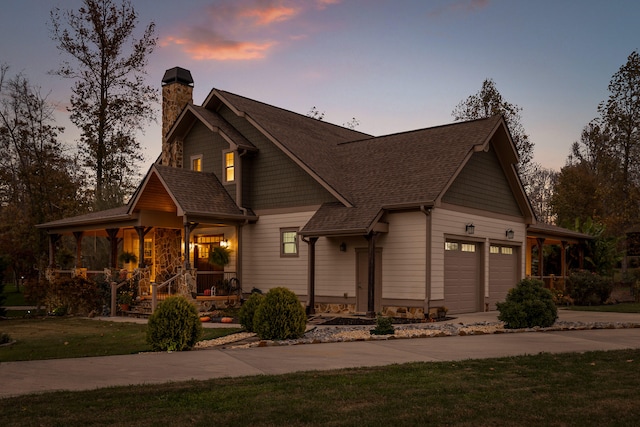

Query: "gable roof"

xmin=301 ymin=116 xmax=533 ymax=236
xmin=205 ymin=89 xmax=373 ymax=205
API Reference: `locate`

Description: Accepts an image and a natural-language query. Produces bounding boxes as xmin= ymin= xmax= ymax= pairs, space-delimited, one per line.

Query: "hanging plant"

xmin=118 ymin=251 xmax=138 ymax=265
xmin=208 ymin=246 xmax=231 ymax=267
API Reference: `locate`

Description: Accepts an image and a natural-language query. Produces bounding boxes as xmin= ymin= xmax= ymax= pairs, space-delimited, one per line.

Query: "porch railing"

xmin=151 ymin=274 xmax=180 ymax=312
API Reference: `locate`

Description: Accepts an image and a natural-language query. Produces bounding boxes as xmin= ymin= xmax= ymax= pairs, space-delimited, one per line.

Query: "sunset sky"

xmin=1 ymin=0 xmax=639 ymax=173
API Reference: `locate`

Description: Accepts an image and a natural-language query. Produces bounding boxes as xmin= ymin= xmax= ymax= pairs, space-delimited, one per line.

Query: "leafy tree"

xmin=50 ymin=0 xmax=158 ymax=209
xmin=452 ymin=79 xmax=535 ymax=191
xmin=0 ymin=65 xmax=88 ymax=281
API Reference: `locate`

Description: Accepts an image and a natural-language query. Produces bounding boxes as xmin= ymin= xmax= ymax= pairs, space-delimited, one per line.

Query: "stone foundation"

xmin=313 ymin=303 xmax=425 ymax=319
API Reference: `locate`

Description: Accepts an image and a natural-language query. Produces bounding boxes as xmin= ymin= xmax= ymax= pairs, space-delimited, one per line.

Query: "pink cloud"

xmin=161 ymin=0 xmax=341 ymax=61
xmin=240 ymin=4 xmax=299 ymax=25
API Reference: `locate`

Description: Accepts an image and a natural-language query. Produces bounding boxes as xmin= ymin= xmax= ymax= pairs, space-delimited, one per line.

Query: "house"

xmin=37 ymin=67 xmax=589 ymax=317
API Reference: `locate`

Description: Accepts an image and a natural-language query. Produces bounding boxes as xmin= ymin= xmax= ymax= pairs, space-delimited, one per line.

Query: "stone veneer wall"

xmin=313 ymin=303 xmax=425 ymax=319
xmin=161 ymin=81 xmax=192 ymax=167
xmin=154 ymin=229 xmax=182 ymax=282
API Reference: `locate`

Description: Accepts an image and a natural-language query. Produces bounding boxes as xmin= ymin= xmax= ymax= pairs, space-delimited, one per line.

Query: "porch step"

xmin=124 ymin=299 xmax=152 ymax=318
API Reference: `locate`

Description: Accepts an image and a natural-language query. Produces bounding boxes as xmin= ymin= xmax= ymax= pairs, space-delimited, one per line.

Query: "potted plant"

xmin=118 ymin=292 xmax=134 ymax=311
xmin=118 ymin=251 xmax=138 ymax=268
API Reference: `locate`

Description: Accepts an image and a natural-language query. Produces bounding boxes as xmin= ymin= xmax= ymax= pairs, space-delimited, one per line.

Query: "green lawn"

xmin=0 ymin=349 xmax=638 ymax=426
xmin=0 ymin=317 xmax=241 ymax=362
xmin=1 ymin=283 xmax=27 ymax=306
xmin=567 ymin=302 xmax=640 ymax=313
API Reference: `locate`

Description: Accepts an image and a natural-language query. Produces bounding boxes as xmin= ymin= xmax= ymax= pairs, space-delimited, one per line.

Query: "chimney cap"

xmin=162 ymin=67 xmax=194 ymax=86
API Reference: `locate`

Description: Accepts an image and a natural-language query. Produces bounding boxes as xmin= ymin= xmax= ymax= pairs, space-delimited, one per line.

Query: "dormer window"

xmin=191 ymin=155 xmax=202 ymax=172
xmin=224 ymin=151 xmax=235 ymax=182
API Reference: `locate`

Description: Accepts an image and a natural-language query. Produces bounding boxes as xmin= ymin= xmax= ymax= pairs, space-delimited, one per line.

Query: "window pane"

xmin=192 ymin=157 xmax=202 ymax=172
xmin=502 ymin=247 xmax=513 ymax=255
xmin=490 ymin=246 xmax=500 ymax=254
xmin=282 ymin=231 xmax=297 ymax=254
xmin=445 ymin=242 xmax=458 ymax=251
xmin=225 ymin=152 xmax=235 ymax=182
xmin=461 ymin=244 xmax=475 ymax=252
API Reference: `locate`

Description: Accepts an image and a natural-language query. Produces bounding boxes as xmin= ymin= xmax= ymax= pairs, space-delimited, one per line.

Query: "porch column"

xmin=536 ymin=238 xmax=545 ymax=280
xmin=73 ymin=231 xmax=83 ymax=268
xmin=48 ymin=233 xmax=61 ymax=268
xmin=106 ymin=228 xmax=121 ymax=269
xmin=183 ymin=221 xmax=199 ymax=270
xmin=560 ymin=241 xmax=568 ymax=287
xmin=365 ymin=231 xmax=378 ymax=318
xmin=304 ymin=237 xmax=318 ymax=315
xmin=134 ymin=226 xmax=152 ymax=268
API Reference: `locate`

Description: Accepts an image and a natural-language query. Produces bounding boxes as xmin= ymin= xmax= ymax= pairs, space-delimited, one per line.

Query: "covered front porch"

xmin=526 ymin=223 xmax=592 ymax=292
xmin=36 ymin=164 xmax=257 ymax=316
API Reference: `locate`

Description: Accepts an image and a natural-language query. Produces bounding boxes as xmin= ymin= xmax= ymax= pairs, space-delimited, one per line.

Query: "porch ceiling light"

xmin=506 ymin=229 xmax=514 ymax=239
xmin=465 ymin=223 xmax=475 ymax=235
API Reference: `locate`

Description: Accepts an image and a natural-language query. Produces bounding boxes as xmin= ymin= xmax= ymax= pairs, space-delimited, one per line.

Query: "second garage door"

xmin=488 ymin=245 xmax=518 ymax=310
xmin=444 ymin=241 xmax=480 ymax=314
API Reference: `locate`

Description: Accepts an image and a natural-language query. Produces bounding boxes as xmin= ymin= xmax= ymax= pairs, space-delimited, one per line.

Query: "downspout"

xmin=420 ymin=205 xmax=432 ymax=315
xmin=235 ymin=149 xmax=248 ymax=286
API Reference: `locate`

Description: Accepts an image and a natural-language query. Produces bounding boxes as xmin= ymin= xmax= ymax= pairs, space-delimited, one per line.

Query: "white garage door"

xmin=444 ymin=241 xmax=480 ymax=314
xmin=488 ymin=245 xmax=518 ymax=310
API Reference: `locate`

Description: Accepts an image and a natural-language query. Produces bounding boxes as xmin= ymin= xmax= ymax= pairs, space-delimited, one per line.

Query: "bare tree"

xmin=452 ymin=79 xmax=535 ymax=192
xmin=50 ymin=0 xmax=158 ymax=209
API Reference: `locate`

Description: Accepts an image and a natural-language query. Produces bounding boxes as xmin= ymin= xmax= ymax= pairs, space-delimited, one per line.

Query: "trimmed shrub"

xmin=370 ymin=315 xmax=395 ymax=335
xmin=239 ymin=292 xmax=265 ymax=332
xmin=566 ymin=270 xmax=612 ymax=305
xmin=147 ymin=296 xmax=203 ymax=351
xmin=497 ymin=278 xmax=558 ymax=329
xmin=253 ymin=287 xmax=307 ymax=340
xmin=45 ymin=276 xmax=102 ymax=316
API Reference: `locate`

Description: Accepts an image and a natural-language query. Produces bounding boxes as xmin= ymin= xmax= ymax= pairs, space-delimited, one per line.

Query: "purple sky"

xmin=1 ymin=0 xmax=639 ymax=173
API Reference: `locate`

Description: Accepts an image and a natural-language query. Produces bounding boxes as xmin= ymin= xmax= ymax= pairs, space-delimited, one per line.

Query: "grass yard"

xmin=0 ymin=317 xmax=241 ymax=362
xmin=567 ymin=302 xmax=640 ymax=313
xmin=0 ymin=349 xmax=638 ymax=426
xmin=1 ymin=283 xmax=27 ymax=306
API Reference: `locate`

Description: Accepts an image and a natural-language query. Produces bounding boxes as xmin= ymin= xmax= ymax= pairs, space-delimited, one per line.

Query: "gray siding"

xmin=182 ymin=120 xmax=237 ymax=201
xmin=442 ymin=147 xmax=522 ymax=217
xmin=219 ymin=108 xmax=338 ymax=210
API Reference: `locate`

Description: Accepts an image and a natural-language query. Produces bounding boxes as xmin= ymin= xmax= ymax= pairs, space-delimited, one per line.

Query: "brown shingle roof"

xmin=302 ymin=116 xmax=504 ymax=235
xmin=149 ymin=165 xmax=245 ymax=218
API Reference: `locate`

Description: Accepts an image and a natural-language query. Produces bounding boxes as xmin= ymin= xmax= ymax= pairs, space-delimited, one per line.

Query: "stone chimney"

xmin=161 ymin=67 xmax=193 ymax=167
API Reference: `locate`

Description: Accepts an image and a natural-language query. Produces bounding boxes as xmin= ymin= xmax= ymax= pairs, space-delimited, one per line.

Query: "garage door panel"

xmin=488 ymin=246 xmax=517 ymax=310
xmin=444 ymin=242 xmax=479 ymax=314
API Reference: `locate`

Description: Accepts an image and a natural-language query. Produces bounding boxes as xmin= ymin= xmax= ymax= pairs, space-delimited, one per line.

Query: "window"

xmin=501 ymin=247 xmax=513 ymax=255
xmin=490 ymin=246 xmax=500 ymax=254
xmin=461 ymin=243 xmax=476 ymax=253
xmin=224 ymin=151 xmax=235 ymax=182
xmin=191 ymin=155 xmax=202 ymax=172
xmin=445 ymin=242 xmax=459 ymax=251
xmin=281 ymin=228 xmax=299 ymax=257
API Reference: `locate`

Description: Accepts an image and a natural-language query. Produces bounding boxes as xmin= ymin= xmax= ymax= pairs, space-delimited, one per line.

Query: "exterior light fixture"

xmin=506 ymin=229 xmax=514 ymax=239
xmin=465 ymin=223 xmax=475 ymax=235
xmin=339 ymin=242 xmax=347 ymax=252
xmin=220 ymin=239 xmax=229 ymax=248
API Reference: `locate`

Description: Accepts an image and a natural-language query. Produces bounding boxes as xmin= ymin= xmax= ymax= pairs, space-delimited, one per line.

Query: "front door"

xmin=194 ymin=235 xmax=225 ymax=294
xmin=356 ymin=248 xmax=382 ymax=313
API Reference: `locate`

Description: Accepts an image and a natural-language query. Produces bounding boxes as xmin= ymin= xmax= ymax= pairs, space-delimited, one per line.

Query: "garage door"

xmin=488 ymin=245 xmax=518 ymax=310
xmin=444 ymin=241 xmax=480 ymax=314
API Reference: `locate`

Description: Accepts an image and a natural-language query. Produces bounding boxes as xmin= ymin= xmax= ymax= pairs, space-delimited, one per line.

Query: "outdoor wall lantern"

xmin=506 ymin=229 xmax=515 ymax=239
xmin=339 ymin=242 xmax=347 ymax=252
xmin=220 ymin=238 xmax=229 ymax=248
xmin=465 ymin=223 xmax=475 ymax=235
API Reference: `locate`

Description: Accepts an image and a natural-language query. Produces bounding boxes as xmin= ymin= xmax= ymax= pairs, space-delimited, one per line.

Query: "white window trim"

xmin=190 ymin=154 xmax=203 ymax=172
xmin=223 ymin=150 xmax=235 ymax=183
xmin=280 ymin=228 xmax=299 ymax=257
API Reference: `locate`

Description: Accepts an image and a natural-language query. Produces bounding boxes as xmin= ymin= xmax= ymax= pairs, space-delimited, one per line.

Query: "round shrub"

xmin=239 ymin=292 xmax=265 ymax=332
xmin=253 ymin=287 xmax=307 ymax=340
xmin=566 ymin=270 xmax=612 ymax=305
xmin=497 ymin=278 xmax=558 ymax=329
xmin=147 ymin=296 xmax=203 ymax=351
